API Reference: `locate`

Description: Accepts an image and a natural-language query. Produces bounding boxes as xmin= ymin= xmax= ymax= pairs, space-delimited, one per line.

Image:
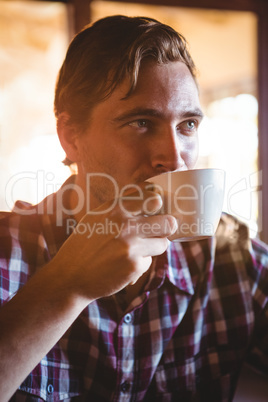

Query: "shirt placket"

xmin=115 ymin=311 xmax=136 ymax=402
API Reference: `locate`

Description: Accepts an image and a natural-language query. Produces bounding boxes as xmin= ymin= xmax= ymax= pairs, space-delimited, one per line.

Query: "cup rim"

xmin=148 ymin=167 xmax=225 ymax=179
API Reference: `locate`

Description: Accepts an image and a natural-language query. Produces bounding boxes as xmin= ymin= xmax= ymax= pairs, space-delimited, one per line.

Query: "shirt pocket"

xmin=152 ymin=346 xmax=240 ymax=402
xmin=18 ymin=359 xmax=83 ymax=401
xmin=153 ymin=357 xmax=196 ymax=401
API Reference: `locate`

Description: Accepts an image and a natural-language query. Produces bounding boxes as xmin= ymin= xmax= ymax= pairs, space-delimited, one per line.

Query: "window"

xmin=0 ymin=0 xmax=70 ymax=210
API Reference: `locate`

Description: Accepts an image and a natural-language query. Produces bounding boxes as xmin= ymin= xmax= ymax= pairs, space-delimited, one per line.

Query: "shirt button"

xmin=120 ymin=381 xmax=130 ymax=393
xmin=47 ymin=384 xmax=54 ymax=394
xmin=124 ymin=313 xmax=132 ymax=324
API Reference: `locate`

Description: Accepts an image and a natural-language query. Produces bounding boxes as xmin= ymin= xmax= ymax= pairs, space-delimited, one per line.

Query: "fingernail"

xmin=145 ymin=183 xmax=155 ymax=192
xmin=167 ymin=216 xmax=178 ymax=233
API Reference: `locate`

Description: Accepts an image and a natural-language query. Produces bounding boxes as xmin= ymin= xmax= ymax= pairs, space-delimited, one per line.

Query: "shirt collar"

xmin=156 ymin=237 xmax=216 ymax=296
xmin=37 ymin=175 xmax=77 ymax=259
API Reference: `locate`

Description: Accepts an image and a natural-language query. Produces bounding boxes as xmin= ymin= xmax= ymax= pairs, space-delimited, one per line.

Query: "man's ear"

xmin=56 ymin=112 xmax=80 ymax=163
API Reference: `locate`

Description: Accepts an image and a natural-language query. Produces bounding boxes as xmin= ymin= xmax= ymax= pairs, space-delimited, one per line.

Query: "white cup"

xmin=147 ymin=168 xmax=225 ymax=241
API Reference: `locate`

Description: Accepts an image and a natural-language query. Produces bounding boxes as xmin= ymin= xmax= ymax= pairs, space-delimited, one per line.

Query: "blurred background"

xmin=0 ymin=0 xmax=267 ymax=242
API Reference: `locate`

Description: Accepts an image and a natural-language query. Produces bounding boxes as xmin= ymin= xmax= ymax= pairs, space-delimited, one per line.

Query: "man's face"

xmin=75 ymin=60 xmax=203 ymax=208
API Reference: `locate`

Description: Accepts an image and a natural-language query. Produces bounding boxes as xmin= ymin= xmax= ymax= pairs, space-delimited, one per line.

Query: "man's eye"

xmin=179 ymin=120 xmax=198 ymax=133
xmin=186 ymin=120 xmax=197 ymax=129
xmin=187 ymin=120 xmax=196 ymax=130
xmin=129 ymin=120 xmax=148 ymax=128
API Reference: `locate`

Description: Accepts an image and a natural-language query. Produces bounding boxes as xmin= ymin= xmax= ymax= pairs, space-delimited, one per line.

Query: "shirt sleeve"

xmin=246 ymin=237 xmax=268 ymax=375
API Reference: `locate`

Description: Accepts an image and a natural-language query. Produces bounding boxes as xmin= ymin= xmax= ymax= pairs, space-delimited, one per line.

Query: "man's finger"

xmin=118 ymin=190 xmax=163 ymax=216
xmin=131 ymin=215 xmax=177 ymax=238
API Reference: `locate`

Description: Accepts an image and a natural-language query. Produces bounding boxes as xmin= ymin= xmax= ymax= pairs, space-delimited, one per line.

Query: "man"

xmin=0 ymin=15 xmax=267 ymax=401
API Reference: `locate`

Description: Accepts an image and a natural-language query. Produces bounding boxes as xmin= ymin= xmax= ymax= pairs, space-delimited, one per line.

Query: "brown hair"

xmin=54 ymin=15 xmax=197 ymax=132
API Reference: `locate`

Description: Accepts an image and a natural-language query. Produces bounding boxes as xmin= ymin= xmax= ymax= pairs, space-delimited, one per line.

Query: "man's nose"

xmin=151 ymin=128 xmax=185 ymax=173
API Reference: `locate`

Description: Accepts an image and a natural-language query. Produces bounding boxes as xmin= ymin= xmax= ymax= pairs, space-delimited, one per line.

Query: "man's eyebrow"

xmin=181 ymin=108 xmax=204 ymax=119
xmin=113 ymin=108 xmax=163 ymax=122
xmin=113 ymin=107 xmax=204 ymax=122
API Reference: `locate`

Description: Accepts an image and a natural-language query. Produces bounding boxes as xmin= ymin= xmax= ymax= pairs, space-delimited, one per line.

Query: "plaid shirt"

xmin=1 ymin=178 xmax=268 ymax=402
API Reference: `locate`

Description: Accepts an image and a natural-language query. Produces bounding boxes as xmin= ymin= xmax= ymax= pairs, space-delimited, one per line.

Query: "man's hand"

xmin=53 ymin=187 xmax=177 ymax=302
